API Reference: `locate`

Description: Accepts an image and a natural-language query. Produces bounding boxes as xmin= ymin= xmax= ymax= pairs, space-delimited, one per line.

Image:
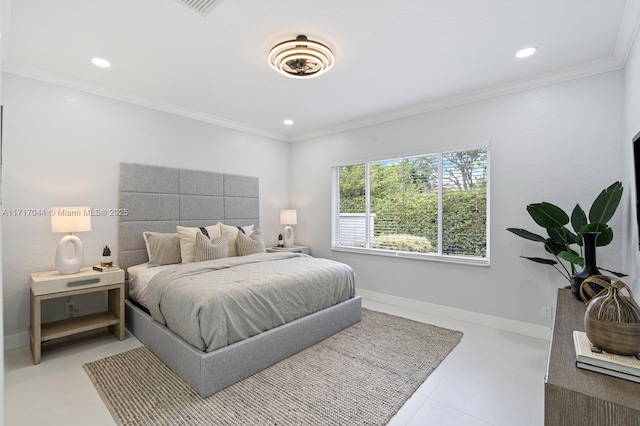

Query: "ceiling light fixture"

xmin=269 ymin=35 xmax=334 ymax=79
xmin=91 ymin=57 xmax=111 ymax=68
xmin=283 ymin=119 xmax=294 ymax=126
xmin=515 ymin=47 xmax=537 ymax=58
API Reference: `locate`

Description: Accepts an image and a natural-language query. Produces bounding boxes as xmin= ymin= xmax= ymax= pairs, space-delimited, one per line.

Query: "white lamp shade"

xmin=280 ymin=209 xmax=297 ymax=225
xmin=51 ymin=207 xmax=92 ymax=233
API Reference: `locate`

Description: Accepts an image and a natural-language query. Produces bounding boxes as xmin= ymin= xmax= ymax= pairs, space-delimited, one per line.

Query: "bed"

xmin=119 ymin=162 xmax=362 ymax=398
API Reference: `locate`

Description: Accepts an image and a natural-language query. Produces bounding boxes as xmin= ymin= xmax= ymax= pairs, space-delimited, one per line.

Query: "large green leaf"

xmin=570 ymin=204 xmax=587 ymax=233
xmin=527 ymin=202 xmax=569 ymax=229
xmin=581 ymin=223 xmax=614 ymax=246
xmin=520 ymin=256 xmax=558 ymax=265
xmin=547 ymin=226 xmax=577 ymax=245
xmin=597 ymin=267 xmax=627 ymax=277
xmin=544 ymin=239 xmax=567 ymax=256
xmin=589 ymin=181 xmax=623 ymax=224
xmin=507 ymin=228 xmax=547 ymax=242
xmin=557 ymin=250 xmax=584 ymax=266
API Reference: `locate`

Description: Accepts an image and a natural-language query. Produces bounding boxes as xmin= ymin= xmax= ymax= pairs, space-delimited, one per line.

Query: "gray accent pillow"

xmin=194 ymin=231 xmax=229 ymax=262
xmin=143 ymin=232 xmax=182 ymax=267
xmin=237 ymin=230 xmax=266 ymax=256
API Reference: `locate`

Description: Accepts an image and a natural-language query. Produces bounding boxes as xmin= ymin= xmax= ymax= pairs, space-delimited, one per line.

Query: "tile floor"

xmin=4 ymin=299 xmax=550 ymax=425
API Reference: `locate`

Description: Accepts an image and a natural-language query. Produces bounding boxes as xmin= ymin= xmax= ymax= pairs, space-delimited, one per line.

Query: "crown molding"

xmin=290 ymin=56 xmax=625 ymax=142
xmin=2 ymin=61 xmax=292 ymax=142
xmin=613 ymin=0 xmax=640 ymax=64
xmin=3 ymin=0 xmax=639 ymax=145
xmin=2 ymin=54 xmax=626 ymax=145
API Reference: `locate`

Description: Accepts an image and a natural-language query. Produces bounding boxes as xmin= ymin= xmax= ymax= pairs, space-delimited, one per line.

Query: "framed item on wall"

xmin=634 ymin=130 xmax=640 ymax=250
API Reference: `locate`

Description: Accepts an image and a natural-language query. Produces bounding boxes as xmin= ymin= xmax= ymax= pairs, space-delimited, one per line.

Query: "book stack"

xmin=92 ymin=264 xmax=120 ymax=272
xmin=573 ymin=330 xmax=640 ymax=383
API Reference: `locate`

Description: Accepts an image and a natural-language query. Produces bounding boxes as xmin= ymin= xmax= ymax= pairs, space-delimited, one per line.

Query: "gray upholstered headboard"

xmin=118 ymin=162 xmax=259 ymax=274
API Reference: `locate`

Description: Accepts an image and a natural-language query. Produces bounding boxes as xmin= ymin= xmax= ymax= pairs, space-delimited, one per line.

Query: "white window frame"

xmin=331 ymin=147 xmax=490 ymax=266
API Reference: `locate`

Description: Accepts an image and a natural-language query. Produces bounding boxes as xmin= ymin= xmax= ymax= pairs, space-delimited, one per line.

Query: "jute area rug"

xmin=83 ymin=309 xmax=463 ymax=426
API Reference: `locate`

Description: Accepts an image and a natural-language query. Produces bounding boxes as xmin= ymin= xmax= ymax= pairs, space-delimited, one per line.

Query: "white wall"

xmin=1 ymin=73 xmax=291 ymax=346
xmin=291 ymin=71 xmax=624 ymax=326
xmin=0 ymin=2 xmax=5 ymax=417
xmin=2 ymin=64 xmax=631 ymax=345
xmin=623 ymin=25 xmax=640 ymax=297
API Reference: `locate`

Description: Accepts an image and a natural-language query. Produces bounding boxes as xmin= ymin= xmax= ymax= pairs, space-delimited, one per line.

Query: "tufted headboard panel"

xmin=118 ymin=162 xmax=259 ymax=274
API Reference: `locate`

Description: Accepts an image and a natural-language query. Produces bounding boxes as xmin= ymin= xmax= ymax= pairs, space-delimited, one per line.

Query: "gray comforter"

xmin=146 ymin=252 xmax=356 ymax=352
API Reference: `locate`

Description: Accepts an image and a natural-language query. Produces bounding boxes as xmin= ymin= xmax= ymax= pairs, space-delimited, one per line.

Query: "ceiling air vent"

xmin=177 ymin=0 xmax=223 ymax=16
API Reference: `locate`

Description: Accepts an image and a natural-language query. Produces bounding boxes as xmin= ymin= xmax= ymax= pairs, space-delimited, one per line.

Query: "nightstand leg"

xmin=30 ymin=289 xmax=41 ymax=364
xmin=108 ymin=285 xmax=125 ymax=340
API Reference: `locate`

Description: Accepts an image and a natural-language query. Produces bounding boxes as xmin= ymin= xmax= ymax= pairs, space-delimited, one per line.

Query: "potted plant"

xmin=507 ymin=181 xmax=625 ymax=298
xmin=101 ymin=245 xmax=113 ymax=267
xmin=277 ymin=234 xmax=284 ymax=248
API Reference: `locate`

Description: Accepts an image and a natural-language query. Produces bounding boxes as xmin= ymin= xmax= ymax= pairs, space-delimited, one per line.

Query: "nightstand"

xmin=266 ymin=245 xmax=310 ymax=255
xmin=29 ymin=266 xmax=125 ymax=364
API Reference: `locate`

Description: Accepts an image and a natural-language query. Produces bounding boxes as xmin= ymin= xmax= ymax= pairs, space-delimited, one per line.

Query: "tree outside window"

xmin=333 ymin=147 xmax=488 ymax=260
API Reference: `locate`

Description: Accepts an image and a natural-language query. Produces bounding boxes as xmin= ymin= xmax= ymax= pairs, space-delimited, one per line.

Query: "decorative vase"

xmin=570 ymin=231 xmax=604 ymax=301
xmin=100 ymin=256 xmax=113 ymax=267
xmin=582 ymin=276 xmax=640 ymax=355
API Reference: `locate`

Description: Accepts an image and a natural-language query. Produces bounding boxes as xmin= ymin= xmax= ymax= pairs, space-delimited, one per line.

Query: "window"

xmin=332 ymin=147 xmax=489 ymax=264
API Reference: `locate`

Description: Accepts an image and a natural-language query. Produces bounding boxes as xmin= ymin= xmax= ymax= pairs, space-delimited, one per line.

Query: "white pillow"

xmin=237 ymin=230 xmax=266 ymax=256
xmin=194 ymin=231 xmax=229 ymax=262
xmin=218 ymin=223 xmax=255 ymax=257
xmin=176 ymin=224 xmax=221 ymax=263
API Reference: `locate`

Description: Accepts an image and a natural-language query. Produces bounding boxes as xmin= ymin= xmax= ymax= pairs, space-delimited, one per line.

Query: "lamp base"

xmin=55 ymin=234 xmax=84 ymax=274
xmin=283 ymin=225 xmax=295 ymax=247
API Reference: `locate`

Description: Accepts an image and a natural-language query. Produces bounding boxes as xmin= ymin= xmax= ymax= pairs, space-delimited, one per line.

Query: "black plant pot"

xmin=570 ymin=231 xmax=605 ymax=301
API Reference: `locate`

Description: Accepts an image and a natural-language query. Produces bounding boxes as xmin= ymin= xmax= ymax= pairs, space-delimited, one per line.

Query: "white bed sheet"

xmin=127 ymin=263 xmax=172 ymax=309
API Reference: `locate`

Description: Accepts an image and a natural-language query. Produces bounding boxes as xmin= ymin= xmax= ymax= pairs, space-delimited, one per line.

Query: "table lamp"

xmin=51 ymin=206 xmax=91 ymax=274
xmin=280 ymin=209 xmax=297 ymax=247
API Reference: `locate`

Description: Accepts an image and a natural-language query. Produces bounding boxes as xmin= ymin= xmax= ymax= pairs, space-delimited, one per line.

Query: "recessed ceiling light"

xmin=91 ymin=57 xmax=111 ymax=68
xmin=515 ymin=47 xmax=537 ymax=59
xmin=283 ymin=119 xmax=294 ymax=126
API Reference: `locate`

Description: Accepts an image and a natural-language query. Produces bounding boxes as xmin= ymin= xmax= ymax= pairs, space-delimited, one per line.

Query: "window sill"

xmin=331 ymin=246 xmax=490 ymax=267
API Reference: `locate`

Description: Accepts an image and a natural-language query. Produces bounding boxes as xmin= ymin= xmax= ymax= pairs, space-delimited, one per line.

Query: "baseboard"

xmin=4 ymin=290 xmax=551 ymax=350
xmin=5 ymin=331 xmax=30 ymax=351
xmin=357 ymin=288 xmax=551 ymax=341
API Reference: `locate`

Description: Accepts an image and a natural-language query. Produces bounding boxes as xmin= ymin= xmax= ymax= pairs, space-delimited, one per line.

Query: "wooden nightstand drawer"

xmin=30 ymin=267 xmax=124 ymax=296
xmin=266 ymin=245 xmax=310 ymax=255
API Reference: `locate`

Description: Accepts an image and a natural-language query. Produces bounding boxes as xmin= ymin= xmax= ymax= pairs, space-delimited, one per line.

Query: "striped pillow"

xmin=194 ymin=231 xmax=229 ymax=262
xmin=237 ymin=230 xmax=266 ymax=256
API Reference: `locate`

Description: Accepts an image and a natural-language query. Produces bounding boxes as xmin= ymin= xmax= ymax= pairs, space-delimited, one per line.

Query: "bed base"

xmin=125 ymin=295 xmax=362 ymax=398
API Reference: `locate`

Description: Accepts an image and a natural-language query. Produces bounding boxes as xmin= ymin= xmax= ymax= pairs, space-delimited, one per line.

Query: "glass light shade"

xmin=280 ymin=209 xmax=297 ymax=225
xmin=51 ymin=207 xmax=92 ymax=233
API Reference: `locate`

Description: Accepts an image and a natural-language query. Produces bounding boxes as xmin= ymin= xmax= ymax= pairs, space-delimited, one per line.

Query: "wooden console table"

xmin=545 ymin=288 xmax=640 ymax=425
